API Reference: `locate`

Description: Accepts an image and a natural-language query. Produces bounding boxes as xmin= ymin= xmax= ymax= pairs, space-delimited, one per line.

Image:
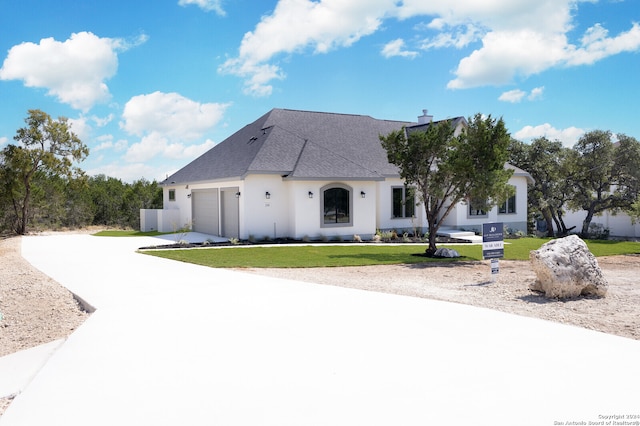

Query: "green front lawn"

xmin=141 ymin=238 xmax=640 ymax=269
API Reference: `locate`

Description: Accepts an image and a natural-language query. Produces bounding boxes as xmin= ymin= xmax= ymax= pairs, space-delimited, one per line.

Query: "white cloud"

xmin=514 ymin=123 xmax=585 ymax=147
xmin=114 ymin=139 xmax=129 ymax=152
xmin=396 ymin=0 xmax=572 ymax=33
xmin=178 ymin=0 xmax=225 ymax=15
xmin=86 ymin=162 xmax=166 ymax=183
xmin=92 ymin=134 xmax=127 ymax=153
xmin=499 ymin=86 xmax=544 ymax=103
xmin=68 ymin=114 xmax=116 ymax=144
xmin=93 ymin=135 xmax=114 ymax=152
xmin=528 ymin=86 xmax=544 ymax=101
xmin=0 ymin=32 xmax=146 ymax=111
xmin=121 ymin=91 xmax=227 ymax=162
xmin=125 ymin=133 xmax=170 ymax=163
xmin=122 ymin=91 xmax=229 ymax=139
xmin=92 ymin=114 xmax=115 ymax=128
xmin=218 ymin=0 xmax=391 ymax=96
xmin=381 ymin=38 xmax=418 ymax=59
xmin=220 ymin=59 xmax=285 ymax=97
xmin=498 ymin=89 xmax=526 ymax=103
xmin=447 ymin=29 xmax=568 ymax=89
xmin=219 ymin=0 xmax=640 ymax=95
xmin=0 ymin=136 xmax=8 ymax=148
xmin=565 ymin=22 xmax=640 ymax=66
xmin=125 ymin=134 xmax=215 ymax=163
xmin=67 ymin=117 xmax=93 ymax=142
xmin=181 ymin=139 xmax=216 ymax=159
xmin=447 ymin=21 xmax=640 ymax=89
xmin=420 ymin=23 xmax=483 ymax=50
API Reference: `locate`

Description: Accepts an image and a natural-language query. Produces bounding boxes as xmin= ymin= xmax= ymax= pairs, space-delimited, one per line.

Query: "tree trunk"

xmin=555 ymin=209 xmax=575 ymax=236
xmin=19 ymin=195 xmax=29 ymax=235
xmin=550 ymin=209 xmax=562 ymax=236
xmin=581 ymin=208 xmax=595 ymax=238
xmin=18 ymin=177 xmax=31 ymax=235
xmin=425 ymin=220 xmax=439 ymax=257
xmin=542 ymin=207 xmax=555 ymax=237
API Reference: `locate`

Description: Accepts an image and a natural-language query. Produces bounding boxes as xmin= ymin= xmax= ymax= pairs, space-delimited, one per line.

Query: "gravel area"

xmin=1 ymin=236 xmax=89 ymax=416
xmin=242 ymin=255 xmax=640 ymax=341
xmin=0 ymin=236 xmax=89 ymax=357
xmin=1 ymin=234 xmax=638 ymax=416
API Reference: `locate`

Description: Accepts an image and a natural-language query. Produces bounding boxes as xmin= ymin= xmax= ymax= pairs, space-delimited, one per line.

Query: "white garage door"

xmin=221 ymin=188 xmax=239 ymax=239
xmin=191 ymin=189 xmax=219 ymax=235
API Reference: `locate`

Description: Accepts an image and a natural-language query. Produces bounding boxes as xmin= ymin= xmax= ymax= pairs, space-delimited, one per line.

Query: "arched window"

xmin=321 ymin=184 xmax=352 ymax=227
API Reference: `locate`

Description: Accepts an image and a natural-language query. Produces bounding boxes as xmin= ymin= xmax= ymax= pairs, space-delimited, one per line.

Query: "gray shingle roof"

xmin=164 ymin=108 xmax=423 ymax=184
xmin=163 ymin=107 xmax=533 ymax=188
xmin=405 ymin=116 xmax=468 ymax=136
xmin=506 ymin=163 xmax=535 ymax=184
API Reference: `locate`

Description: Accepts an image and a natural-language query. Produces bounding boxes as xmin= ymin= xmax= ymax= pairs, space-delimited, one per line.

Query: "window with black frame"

xmin=468 ymin=199 xmax=487 ymax=216
xmin=323 ymin=187 xmax=350 ymax=225
xmin=499 ymin=193 xmax=516 ymax=214
xmin=392 ymin=186 xmax=415 ymax=218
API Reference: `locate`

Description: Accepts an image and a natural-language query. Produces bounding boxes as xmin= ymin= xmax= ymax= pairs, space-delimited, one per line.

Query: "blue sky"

xmin=1 ymin=0 xmax=639 ymax=182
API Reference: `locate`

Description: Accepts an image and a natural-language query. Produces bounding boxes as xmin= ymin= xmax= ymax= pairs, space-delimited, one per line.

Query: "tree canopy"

xmin=380 ymin=113 xmax=513 ymax=255
xmin=509 ymin=131 xmax=640 ymax=238
xmin=1 ymin=110 xmax=88 ymax=234
xmin=508 ymin=137 xmax=573 ymax=237
xmin=566 ymin=131 xmax=640 ymax=236
xmin=0 ymin=109 xmax=163 ymax=235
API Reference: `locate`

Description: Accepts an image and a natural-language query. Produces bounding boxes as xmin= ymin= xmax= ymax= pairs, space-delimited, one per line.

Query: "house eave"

xmin=161 ymin=175 xmax=245 ymax=186
xmin=241 ymin=170 xmax=294 ymax=179
xmin=282 ymin=176 xmax=386 ymax=182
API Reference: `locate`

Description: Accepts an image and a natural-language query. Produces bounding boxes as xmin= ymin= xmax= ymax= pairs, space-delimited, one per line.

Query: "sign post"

xmin=482 ymin=223 xmax=504 ymax=282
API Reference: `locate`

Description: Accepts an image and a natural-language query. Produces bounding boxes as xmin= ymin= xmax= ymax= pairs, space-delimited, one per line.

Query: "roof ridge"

xmin=275 ymin=107 xmax=413 ymax=125
xmin=290 ymin=138 xmax=309 ymax=176
xmin=406 ymin=116 xmax=466 ymax=127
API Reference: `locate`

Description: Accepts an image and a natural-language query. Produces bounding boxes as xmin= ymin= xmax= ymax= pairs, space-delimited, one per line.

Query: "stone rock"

xmin=529 ymin=235 xmax=608 ymax=299
xmin=434 ymin=247 xmax=460 ymax=258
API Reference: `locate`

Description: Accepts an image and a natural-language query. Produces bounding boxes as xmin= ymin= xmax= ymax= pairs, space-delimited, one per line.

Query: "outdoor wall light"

xmin=265 ymin=191 xmax=271 ymax=199
xmin=235 ymin=191 xmax=241 ymax=198
xmin=308 ymin=191 xmax=313 ymax=199
xmin=360 ymin=191 xmax=366 ymax=198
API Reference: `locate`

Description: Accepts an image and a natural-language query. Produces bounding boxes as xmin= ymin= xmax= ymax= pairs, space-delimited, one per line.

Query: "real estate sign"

xmin=482 ymin=222 xmax=504 ymax=259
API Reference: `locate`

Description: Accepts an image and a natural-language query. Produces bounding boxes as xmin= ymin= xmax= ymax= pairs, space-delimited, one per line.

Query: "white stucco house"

xmin=141 ymin=108 xmax=533 ymax=240
xmin=557 ymin=209 xmax=640 ymax=239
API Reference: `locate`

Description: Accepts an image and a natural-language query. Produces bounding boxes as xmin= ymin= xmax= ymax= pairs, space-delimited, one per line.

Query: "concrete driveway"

xmin=2 ymin=233 xmax=639 ymax=425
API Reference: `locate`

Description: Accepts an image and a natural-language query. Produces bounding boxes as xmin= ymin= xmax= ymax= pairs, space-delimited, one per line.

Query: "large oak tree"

xmin=0 ymin=110 xmax=89 ymax=234
xmin=380 ymin=113 xmax=513 ymax=256
xmin=567 ymin=131 xmax=640 ymax=237
xmin=508 ymin=137 xmax=573 ymax=237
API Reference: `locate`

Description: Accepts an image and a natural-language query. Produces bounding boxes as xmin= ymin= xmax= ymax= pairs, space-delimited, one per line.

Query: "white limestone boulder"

xmin=529 ymin=235 xmax=608 ymax=299
xmin=434 ymin=247 xmax=460 ymax=258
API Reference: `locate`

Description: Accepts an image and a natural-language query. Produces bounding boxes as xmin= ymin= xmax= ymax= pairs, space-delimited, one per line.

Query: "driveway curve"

xmin=2 ymin=233 xmax=639 ymax=426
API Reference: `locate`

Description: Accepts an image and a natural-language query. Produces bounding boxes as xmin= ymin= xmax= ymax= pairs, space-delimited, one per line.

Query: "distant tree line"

xmin=2 ymin=109 xmax=639 ymax=239
xmin=0 ymin=110 xmax=162 ymax=235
